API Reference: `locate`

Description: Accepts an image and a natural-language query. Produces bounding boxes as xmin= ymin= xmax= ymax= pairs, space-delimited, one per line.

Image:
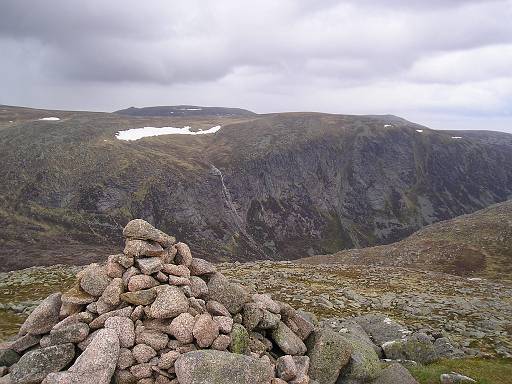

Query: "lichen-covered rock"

xmin=208 ymin=273 xmax=250 ymax=315
xmin=120 ymin=289 xmax=157 ymax=306
xmin=123 ymin=219 xmax=175 ymax=247
xmin=337 ymin=334 xmax=381 ymax=382
xmin=369 ymin=363 xmax=419 ymax=384
xmin=242 ymin=302 xmax=263 ymax=331
xmin=355 ymin=314 xmax=409 ymax=346
xmin=306 ymin=328 xmax=352 ymax=384
xmin=10 ymin=344 xmax=75 ymax=384
xmin=0 ymin=349 xmax=20 ymax=367
xmin=44 ymin=322 xmax=90 ymax=346
xmin=4 ymin=334 xmax=40 ymax=354
xmin=80 ymin=264 xmax=112 ymax=297
xmin=175 ymin=350 xmax=273 ymax=384
xmin=150 ymin=286 xmax=189 ymax=319
xmin=382 ymin=333 xmax=438 ymax=364
xmin=271 ymin=322 xmax=307 ymax=356
xmin=19 ymin=293 xmax=62 ymax=335
xmin=229 ymin=324 xmax=249 ymax=354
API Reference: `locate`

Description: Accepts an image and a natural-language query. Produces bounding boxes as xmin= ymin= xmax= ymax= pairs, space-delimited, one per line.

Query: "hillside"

xmin=299 ymin=200 xmax=512 ymax=280
xmin=115 ymin=105 xmax=256 ymax=117
xmin=1 ymin=104 xmax=512 ymax=271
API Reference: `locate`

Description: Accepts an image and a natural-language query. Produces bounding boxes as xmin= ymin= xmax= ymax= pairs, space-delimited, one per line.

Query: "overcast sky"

xmin=1 ymin=1 xmax=511 ymax=132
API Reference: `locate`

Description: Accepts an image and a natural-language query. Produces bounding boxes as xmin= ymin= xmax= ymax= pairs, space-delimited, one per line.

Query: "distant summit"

xmin=115 ymin=105 xmax=256 ymax=117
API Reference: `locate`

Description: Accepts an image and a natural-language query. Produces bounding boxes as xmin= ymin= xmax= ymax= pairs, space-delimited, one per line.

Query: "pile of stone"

xmin=0 ymin=219 xmax=440 ymax=384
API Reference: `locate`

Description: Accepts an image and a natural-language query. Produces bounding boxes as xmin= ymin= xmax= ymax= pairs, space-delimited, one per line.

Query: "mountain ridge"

xmin=1 ymin=105 xmax=512 ymax=271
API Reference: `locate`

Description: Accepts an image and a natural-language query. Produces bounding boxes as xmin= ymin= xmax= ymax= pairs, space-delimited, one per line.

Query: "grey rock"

xmin=79 ymin=264 xmax=112 ymax=297
xmin=120 ymin=289 xmax=157 ymax=306
xmin=43 ymin=329 xmax=120 ymax=384
xmin=382 ymin=333 xmax=438 ymax=365
xmin=10 ymin=344 xmax=75 ymax=384
xmin=124 ymin=239 xmax=164 ymax=258
xmin=5 ymin=335 xmax=40 ymax=354
xmin=136 ymin=330 xmax=169 ymax=351
xmin=306 ymin=328 xmax=352 ymax=384
xmin=189 ymin=258 xmax=216 ymax=276
xmin=158 ymin=351 xmax=180 ymax=370
xmin=242 ymin=303 xmax=263 ymax=331
xmin=136 ymin=257 xmax=163 ymax=275
xmin=46 ymin=322 xmax=90 ymax=346
xmin=276 ymin=355 xmax=297 ymax=381
xmin=440 ymin=372 xmax=477 ymax=384
xmin=175 ymin=350 xmax=273 ymax=384
xmin=369 ymin=363 xmax=419 ymax=384
xmin=355 ymin=314 xmax=409 ymax=346
xmin=337 ymin=334 xmax=381 ymax=383
xmin=206 ymin=300 xmax=231 ymax=317
xmin=207 ymin=273 xmax=250 ymax=315
xmin=123 ymin=219 xmax=175 ymax=247
xmin=89 ymin=306 xmax=132 ymax=329
xmin=19 ymin=293 xmax=61 ymax=335
xmin=271 ymin=322 xmax=307 ymax=356
xmin=174 ymin=243 xmax=193 ymax=267
xmin=0 ymin=350 xmax=20 ymax=367
xmin=189 ymin=277 xmax=208 ymax=299
xmin=150 ymin=286 xmax=189 ymax=319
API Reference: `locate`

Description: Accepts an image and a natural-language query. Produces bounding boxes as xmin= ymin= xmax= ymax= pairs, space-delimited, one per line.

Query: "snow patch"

xmin=179 ymin=108 xmax=202 ymax=111
xmin=8 ymin=120 xmax=13 ymax=123
xmin=39 ymin=117 xmax=60 ymax=121
xmin=384 ymin=124 xmax=392 ymax=128
xmin=467 ymin=277 xmax=483 ymax=281
xmin=383 ymin=317 xmax=394 ymax=325
xmin=416 ymin=129 xmax=423 ymax=133
xmin=451 ymin=136 xmax=462 ymax=139
xmin=116 ymin=125 xmax=221 ymax=141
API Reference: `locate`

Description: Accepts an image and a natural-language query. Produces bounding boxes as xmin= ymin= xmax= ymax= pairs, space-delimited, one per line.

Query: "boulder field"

xmin=0 ymin=219 xmax=454 ymax=384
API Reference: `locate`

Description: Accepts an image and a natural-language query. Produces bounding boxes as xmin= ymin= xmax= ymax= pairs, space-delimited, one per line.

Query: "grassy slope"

xmin=299 ymin=200 xmax=512 ymax=280
xmin=409 ymin=359 xmax=512 ymax=384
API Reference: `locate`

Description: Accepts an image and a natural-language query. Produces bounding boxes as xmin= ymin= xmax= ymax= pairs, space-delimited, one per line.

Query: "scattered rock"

xmin=150 ymin=286 xmax=189 ymax=319
xmin=272 ymin=322 xmax=307 ymax=356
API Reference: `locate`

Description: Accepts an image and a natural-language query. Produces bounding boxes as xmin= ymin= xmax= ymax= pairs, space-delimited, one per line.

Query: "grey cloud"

xmin=0 ymin=0 xmax=511 ymax=133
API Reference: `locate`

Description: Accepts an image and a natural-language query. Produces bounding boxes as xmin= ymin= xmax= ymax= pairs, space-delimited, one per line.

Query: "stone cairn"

xmin=0 ymin=219 xmax=444 ymax=384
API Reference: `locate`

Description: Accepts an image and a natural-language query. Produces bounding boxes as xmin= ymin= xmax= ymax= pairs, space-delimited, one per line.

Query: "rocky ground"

xmin=2 ymin=261 xmax=511 ymax=359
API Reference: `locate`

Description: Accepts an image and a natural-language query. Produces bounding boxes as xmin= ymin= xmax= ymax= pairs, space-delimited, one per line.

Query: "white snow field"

xmin=116 ymin=125 xmax=221 ymax=141
xmin=451 ymin=136 xmax=463 ymax=139
xmin=39 ymin=117 xmax=61 ymax=121
xmin=416 ymin=129 xmax=424 ymax=133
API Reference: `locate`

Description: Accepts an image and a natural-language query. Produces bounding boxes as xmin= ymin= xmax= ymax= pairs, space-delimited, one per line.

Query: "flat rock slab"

xmin=10 ymin=343 xmax=75 ymax=384
xmin=19 ymin=293 xmax=62 ymax=335
xmin=43 ymin=329 xmax=120 ymax=384
xmin=175 ymin=350 xmax=273 ymax=384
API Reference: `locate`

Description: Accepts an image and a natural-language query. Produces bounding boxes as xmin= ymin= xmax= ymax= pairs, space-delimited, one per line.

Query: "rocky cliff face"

xmin=1 ymin=106 xmax=512 ymax=270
